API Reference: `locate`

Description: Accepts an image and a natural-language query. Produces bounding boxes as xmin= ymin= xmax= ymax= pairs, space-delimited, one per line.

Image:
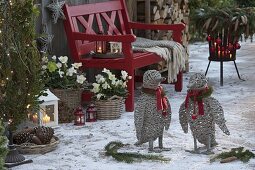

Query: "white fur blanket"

xmin=132 ymin=37 xmax=186 ymax=83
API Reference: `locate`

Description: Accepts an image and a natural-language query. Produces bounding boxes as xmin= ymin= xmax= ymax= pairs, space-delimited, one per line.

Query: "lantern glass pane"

xmin=96 ymin=41 xmax=102 ymax=53
xmin=46 ymin=105 xmax=54 ymax=122
xmin=28 ymin=112 xmax=39 ymax=124
xmin=81 ymin=116 xmax=85 ymax=123
xmin=90 ymin=112 xmax=94 ymax=119
xmin=76 ymin=116 xmax=81 ymax=122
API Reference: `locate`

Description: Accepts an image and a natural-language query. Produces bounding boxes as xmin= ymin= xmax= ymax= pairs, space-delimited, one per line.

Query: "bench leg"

xmin=125 ymin=70 xmax=135 ymax=112
xmin=175 ymin=71 xmax=183 ymax=92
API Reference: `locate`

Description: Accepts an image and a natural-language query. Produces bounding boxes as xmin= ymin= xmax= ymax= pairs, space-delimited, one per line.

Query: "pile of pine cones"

xmin=13 ymin=126 xmax=54 ymax=145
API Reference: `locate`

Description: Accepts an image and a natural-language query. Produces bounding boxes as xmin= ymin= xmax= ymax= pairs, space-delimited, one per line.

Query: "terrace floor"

xmin=11 ymin=40 xmax=255 ymax=170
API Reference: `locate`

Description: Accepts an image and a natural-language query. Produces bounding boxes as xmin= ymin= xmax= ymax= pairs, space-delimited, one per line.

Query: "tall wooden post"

xmin=145 ymin=0 xmax=151 ymax=38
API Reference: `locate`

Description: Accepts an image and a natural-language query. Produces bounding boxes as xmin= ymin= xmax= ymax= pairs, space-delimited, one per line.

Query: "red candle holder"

xmin=86 ymin=103 xmax=97 ymax=122
xmin=74 ymin=107 xmax=85 ymax=126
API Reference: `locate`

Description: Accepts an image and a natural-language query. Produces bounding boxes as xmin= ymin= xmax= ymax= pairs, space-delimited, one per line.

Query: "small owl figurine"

xmin=179 ymin=73 xmax=230 ymax=154
xmin=134 ymin=70 xmax=171 ymax=152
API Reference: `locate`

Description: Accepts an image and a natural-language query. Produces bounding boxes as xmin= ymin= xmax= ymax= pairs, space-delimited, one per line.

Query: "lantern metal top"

xmin=74 ymin=107 xmax=84 ymax=115
xmin=39 ymin=89 xmax=59 ymax=102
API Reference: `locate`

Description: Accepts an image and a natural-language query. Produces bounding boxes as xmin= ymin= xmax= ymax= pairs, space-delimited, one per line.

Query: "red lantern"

xmin=86 ymin=103 xmax=97 ymax=122
xmin=74 ymin=107 xmax=85 ymax=126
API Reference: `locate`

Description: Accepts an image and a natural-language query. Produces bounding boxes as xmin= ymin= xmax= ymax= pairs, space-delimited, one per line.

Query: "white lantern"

xmin=109 ymin=42 xmax=122 ymax=53
xmin=37 ymin=89 xmax=59 ymax=127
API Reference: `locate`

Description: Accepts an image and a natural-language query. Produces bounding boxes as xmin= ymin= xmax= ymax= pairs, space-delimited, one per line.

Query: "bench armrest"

xmin=129 ymin=22 xmax=185 ymax=31
xmin=72 ymin=32 xmax=136 ymax=43
xmin=129 ymin=22 xmax=185 ymax=43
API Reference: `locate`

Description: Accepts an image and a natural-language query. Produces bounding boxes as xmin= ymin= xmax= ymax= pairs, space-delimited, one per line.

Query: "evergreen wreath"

xmin=210 ymin=147 xmax=255 ymax=163
xmin=104 ymin=141 xmax=170 ymax=163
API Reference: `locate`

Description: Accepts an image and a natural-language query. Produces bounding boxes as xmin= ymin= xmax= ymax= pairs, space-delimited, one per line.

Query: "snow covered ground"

xmin=11 ymin=41 xmax=255 ymax=170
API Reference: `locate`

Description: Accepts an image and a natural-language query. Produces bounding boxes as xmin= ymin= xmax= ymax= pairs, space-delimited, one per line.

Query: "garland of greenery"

xmin=190 ymin=6 xmax=255 ymax=41
xmin=0 ymin=121 xmax=7 ymax=169
xmin=210 ymin=147 xmax=255 ymax=163
xmin=104 ymin=141 xmax=170 ymax=163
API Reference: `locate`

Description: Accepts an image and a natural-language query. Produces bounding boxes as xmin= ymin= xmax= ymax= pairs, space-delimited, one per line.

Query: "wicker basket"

xmin=15 ymin=136 xmax=59 ymax=154
xmin=95 ymin=95 xmax=124 ymax=120
xmin=51 ymin=89 xmax=82 ymax=123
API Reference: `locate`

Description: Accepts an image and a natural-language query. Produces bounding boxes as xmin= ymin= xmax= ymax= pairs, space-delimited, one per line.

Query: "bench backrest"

xmin=63 ymin=0 xmax=131 ymax=61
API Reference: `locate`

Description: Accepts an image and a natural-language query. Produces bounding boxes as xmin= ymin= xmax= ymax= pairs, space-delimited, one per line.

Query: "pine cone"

xmin=34 ymin=126 xmax=54 ymax=144
xmin=31 ymin=135 xmax=43 ymax=145
xmin=13 ymin=128 xmax=35 ymax=145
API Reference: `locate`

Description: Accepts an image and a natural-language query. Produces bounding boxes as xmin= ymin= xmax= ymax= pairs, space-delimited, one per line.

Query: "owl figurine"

xmin=179 ymin=73 xmax=230 ymax=154
xmin=134 ymin=70 xmax=171 ymax=152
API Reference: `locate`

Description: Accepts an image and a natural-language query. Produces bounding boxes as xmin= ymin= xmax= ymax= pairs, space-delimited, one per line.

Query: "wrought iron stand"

xmin=205 ymin=60 xmax=243 ymax=86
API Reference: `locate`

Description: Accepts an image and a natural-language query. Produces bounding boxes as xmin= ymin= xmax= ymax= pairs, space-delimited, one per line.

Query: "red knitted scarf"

xmin=142 ymin=86 xmax=170 ymax=117
xmin=185 ymin=86 xmax=210 ymax=120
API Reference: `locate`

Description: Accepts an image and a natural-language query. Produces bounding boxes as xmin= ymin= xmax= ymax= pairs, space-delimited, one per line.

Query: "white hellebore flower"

xmin=108 ymin=74 xmax=116 ymax=81
xmin=122 ymin=81 xmax=127 ymax=88
xmin=76 ymin=75 xmax=86 ymax=84
xmin=102 ymin=68 xmax=111 ymax=74
xmin=58 ymin=69 xmax=64 ymax=78
xmin=66 ymin=67 xmax=77 ymax=76
xmin=59 ymin=56 xmax=68 ymax=64
xmin=102 ymin=82 xmax=110 ymax=89
xmin=116 ymin=80 xmax=124 ymax=86
xmin=92 ymin=83 xmax=100 ymax=93
xmin=111 ymin=79 xmax=116 ymax=86
xmin=42 ymin=65 xmax=47 ymax=70
xmin=56 ymin=62 xmax=62 ymax=68
xmin=96 ymin=93 xmax=104 ymax=100
xmin=121 ymin=70 xmax=128 ymax=80
xmin=52 ymin=55 xmax=57 ymax=60
xmin=42 ymin=56 xmax=48 ymax=63
xmin=72 ymin=62 xmax=82 ymax=69
xmin=95 ymin=74 xmax=105 ymax=83
xmin=128 ymin=76 xmax=132 ymax=80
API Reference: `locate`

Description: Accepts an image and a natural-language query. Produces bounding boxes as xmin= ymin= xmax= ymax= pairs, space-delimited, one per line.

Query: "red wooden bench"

xmin=63 ymin=0 xmax=185 ymax=112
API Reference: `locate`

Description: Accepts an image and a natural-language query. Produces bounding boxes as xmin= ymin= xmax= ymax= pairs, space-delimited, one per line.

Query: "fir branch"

xmin=210 ymin=147 xmax=255 ymax=163
xmin=104 ymin=141 xmax=170 ymax=163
